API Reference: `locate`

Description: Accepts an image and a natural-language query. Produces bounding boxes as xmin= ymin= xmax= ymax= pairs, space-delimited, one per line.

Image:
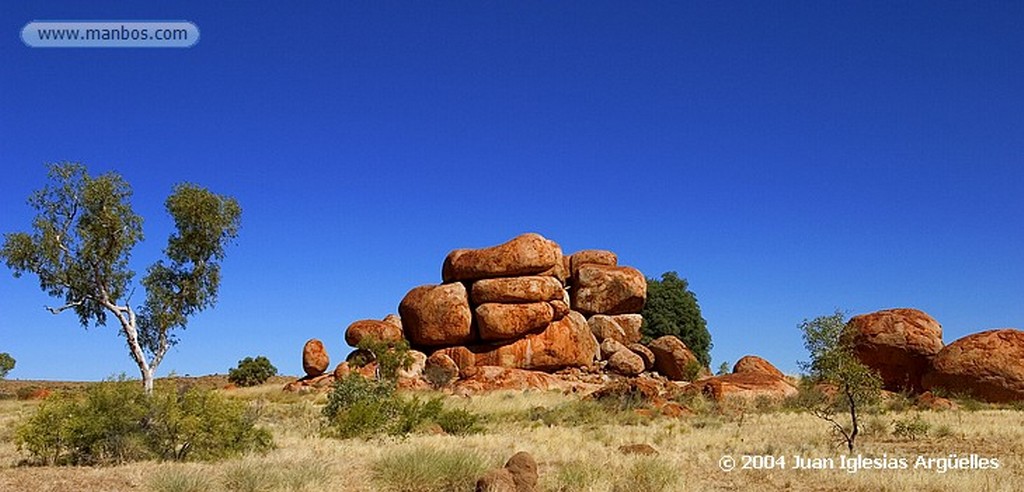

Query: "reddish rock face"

xmin=471 ymin=276 xmax=565 ymax=304
xmin=344 ymin=319 xmax=405 ymax=348
xmin=549 ymin=300 xmax=570 ymax=320
xmin=455 ymin=366 xmax=568 ymax=393
xmin=399 ymin=283 xmax=474 ymax=347
xmin=608 ymin=349 xmax=645 ymax=376
xmin=434 ymin=346 xmax=477 ymax=377
xmin=590 ymin=315 xmax=627 ymax=344
xmin=333 ymin=361 xmax=351 ymax=380
xmin=610 ymin=314 xmax=643 ymax=344
xmin=442 ymin=233 xmax=560 ymax=283
xmin=469 ymin=311 xmax=598 ymax=371
xmin=689 ymin=373 xmax=798 ymax=402
xmin=628 ymin=343 xmax=656 ymax=371
xmin=732 ymin=355 xmax=785 ymax=379
xmin=424 ymin=352 xmax=459 ymax=386
xmin=302 ymin=339 xmax=329 ymax=377
xmin=475 ymin=302 xmax=554 ymax=341
xmin=921 ymin=329 xmax=1024 ymax=403
xmin=599 ymin=338 xmax=628 ymax=360
xmin=648 ymin=336 xmax=700 ymax=381
xmin=847 ymin=308 xmax=944 ymax=392
xmin=572 ymin=265 xmax=646 ymax=316
xmin=569 ymin=249 xmax=618 ymax=278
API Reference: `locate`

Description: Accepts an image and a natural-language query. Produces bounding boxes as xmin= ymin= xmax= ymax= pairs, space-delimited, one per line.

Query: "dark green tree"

xmin=1 ymin=163 xmax=241 ymax=393
xmin=0 ymin=353 xmax=15 ymax=379
xmin=798 ymin=310 xmax=882 ymax=452
xmin=228 ymin=356 xmax=278 ymax=387
xmin=640 ymin=271 xmax=712 ymax=366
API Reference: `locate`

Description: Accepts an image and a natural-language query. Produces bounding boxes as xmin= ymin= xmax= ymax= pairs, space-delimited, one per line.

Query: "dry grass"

xmin=1 ymin=380 xmax=1023 ymax=491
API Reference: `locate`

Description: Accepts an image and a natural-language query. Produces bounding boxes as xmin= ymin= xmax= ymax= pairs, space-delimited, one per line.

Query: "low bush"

xmin=15 ymin=378 xmax=273 ymax=465
xmin=228 ymin=356 xmax=278 ymax=387
xmin=892 ymin=414 xmax=931 ymax=440
xmin=322 ymin=375 xmax=480 ymax=439
xmin=371 ymin=447 xmax=488 ymax=492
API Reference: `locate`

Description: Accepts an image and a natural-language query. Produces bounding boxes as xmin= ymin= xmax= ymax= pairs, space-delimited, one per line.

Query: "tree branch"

xmin=45 ymin=299 xmax=84 ymax=315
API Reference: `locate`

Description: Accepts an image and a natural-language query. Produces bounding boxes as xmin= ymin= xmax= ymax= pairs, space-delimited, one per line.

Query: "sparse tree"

xmin=798 ymin=310 xmax=881 ymax=452
xmin=641 ymin=271 xmax=712 ymax=366
xmin=0 ymin=353 xmax=15 ymax=379
xmin=716 ymin=361 xmax=730 ymax=376
xmin=1 ymin=163 xmax=241 ymax=393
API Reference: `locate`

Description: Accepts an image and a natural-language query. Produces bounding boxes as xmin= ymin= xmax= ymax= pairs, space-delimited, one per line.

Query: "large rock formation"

xmin=733 ymin=355 xmax=785 ymax=379
xmin=399 ymin=282 xmax=474 ymax=346
xmin=847 ymin=308 xmax=944 ymax=392
xmin=921 ymin=329 xmax=1024 ymax=403
xmin=288 ymin=233 xmax=652 ymax=391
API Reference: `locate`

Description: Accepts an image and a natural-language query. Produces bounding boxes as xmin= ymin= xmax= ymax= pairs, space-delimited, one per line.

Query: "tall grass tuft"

xmin=371 ymin=447 xmax=489 ymax=492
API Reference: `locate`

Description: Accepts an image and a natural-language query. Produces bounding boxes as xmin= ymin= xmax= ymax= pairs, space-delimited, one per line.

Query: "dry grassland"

xmin=1 ymin=381 xmax=1022 ymax=491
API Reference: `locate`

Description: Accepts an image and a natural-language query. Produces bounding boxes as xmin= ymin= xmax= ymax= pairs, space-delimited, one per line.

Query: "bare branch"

xmin=45 ymin=300 xmax=83 ymax=315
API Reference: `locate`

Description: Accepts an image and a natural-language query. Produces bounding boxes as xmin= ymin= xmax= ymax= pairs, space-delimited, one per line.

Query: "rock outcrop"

xmin=847 ymin=308 xmax=943 ymax=392
xmin=733 ymin=355 xmax=785 ymax=379
xmin=921 ymin=329 xmax=1024 ymax=403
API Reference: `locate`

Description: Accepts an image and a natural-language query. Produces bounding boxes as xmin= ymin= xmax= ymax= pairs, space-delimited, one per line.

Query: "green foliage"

xmin=0 ymin=352 xmax=14 ymax=378
xmin=355 ymin=337 xmax=413 ymax=382
xmin=321 ymin=375 xmax=480 ymax=439
xmin=892 ymin=414 xmax=931 ymax=440
xmin=228 ymin=356 xmax=278 ymax=387
xmin=371 ymin=447 xmax=489 ymax=492
xmin=15 ymin=378 xmax=272 ymax=465
xmin=641 ymin=271 xmax=712 ymax=366
xmin=716 ymin=361 xmax=730 ymax=376
xmin=0 ymin=163 xmax=241 ymax=391
xmin=798 ymin=310 xmax=882 ymax=452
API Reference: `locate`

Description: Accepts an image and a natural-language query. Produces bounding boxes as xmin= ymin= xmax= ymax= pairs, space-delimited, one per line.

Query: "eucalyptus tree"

xmin=1 ymin=162 xmax=241 ymax=392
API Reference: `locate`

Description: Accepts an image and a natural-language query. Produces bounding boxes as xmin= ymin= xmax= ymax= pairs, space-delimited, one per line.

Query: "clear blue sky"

xmin=1 ymin=2 xmax=1021 ymax=380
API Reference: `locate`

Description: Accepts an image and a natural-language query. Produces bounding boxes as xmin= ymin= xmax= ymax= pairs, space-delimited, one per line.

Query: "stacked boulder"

xmin=400 ymin=233 xmax=647 ymax=377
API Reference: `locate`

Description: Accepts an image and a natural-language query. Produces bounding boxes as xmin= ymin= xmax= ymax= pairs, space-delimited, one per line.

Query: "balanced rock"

xmin=572 ymin=265 xmax=646 ymax=315
xmin=848 ymin=308 xmax=943 ymax=392
xmin=476 ymin=302 xmax=554 ymax=341
xmin=608 ymin=349 xmax=645 ymax=376
xmin=628 ymin=343 xmax=656 ymax=370
xmin=471 ymin=276 xmax=565 ymax=304
xmin=732 ymin=355 xmax=785 ymax=379
xmin=344 ymin=319 xmax=404 ymax=348
xmin=921 ymin=329 xmax=1024 ymax=403
xmin=648 ymin=336 xmax=700 ymax=381
xmin=443 ymin=233 xmax=560 ymax=283
xmin=569 ymin=249 xmax=618 ymax=278
xmin=399 ymin=283 xmax=474 ymax=347
xmin=302 ymin=339 xmax=329 ymax=377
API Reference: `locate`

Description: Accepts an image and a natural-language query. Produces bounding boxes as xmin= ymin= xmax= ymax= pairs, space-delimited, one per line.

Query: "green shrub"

xmin=15 ymin=378 xmax=273 ymax=465
xmin=322 ymin=375 xmax=480 ymax=439
xmin=371 ymin=447 xmax=488 ymax=492
xmin=356 ymin=337 xmax=413 ymax=382
xmin=0 ymin=352 xmax=15 ymax=379
xmin=228 ymin=356 xmax=278 ymax=387
xmin=892 ymin=414 xmax=931 ymax=440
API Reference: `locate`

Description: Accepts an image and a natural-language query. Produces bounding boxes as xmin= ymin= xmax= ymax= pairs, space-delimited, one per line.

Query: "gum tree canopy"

xmin=1 ymin=163 xmax=241 ymax=392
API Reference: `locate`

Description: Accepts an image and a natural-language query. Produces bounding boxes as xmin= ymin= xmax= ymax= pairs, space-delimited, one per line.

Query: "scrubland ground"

xmin=1 ymin=379 xmax=1023 ymax=492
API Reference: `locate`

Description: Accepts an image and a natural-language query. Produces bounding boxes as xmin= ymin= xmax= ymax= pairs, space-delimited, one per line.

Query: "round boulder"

xmin=344 ymin=319 xmax=405 ymax=348
xmin=302 ymin=339 xmax=329 ymax=377
xmin=921 ymin=329 xmax=1024 ymax=403
xmin=399 ymin=282 xmax=474 ymax=347
xmin=847 ymin=308 xmax=943 ymax=392
xmin=732 ymin=355 xmax=785 ymax=379
xmin=442 ymin=233 xmax=560 ymax=283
